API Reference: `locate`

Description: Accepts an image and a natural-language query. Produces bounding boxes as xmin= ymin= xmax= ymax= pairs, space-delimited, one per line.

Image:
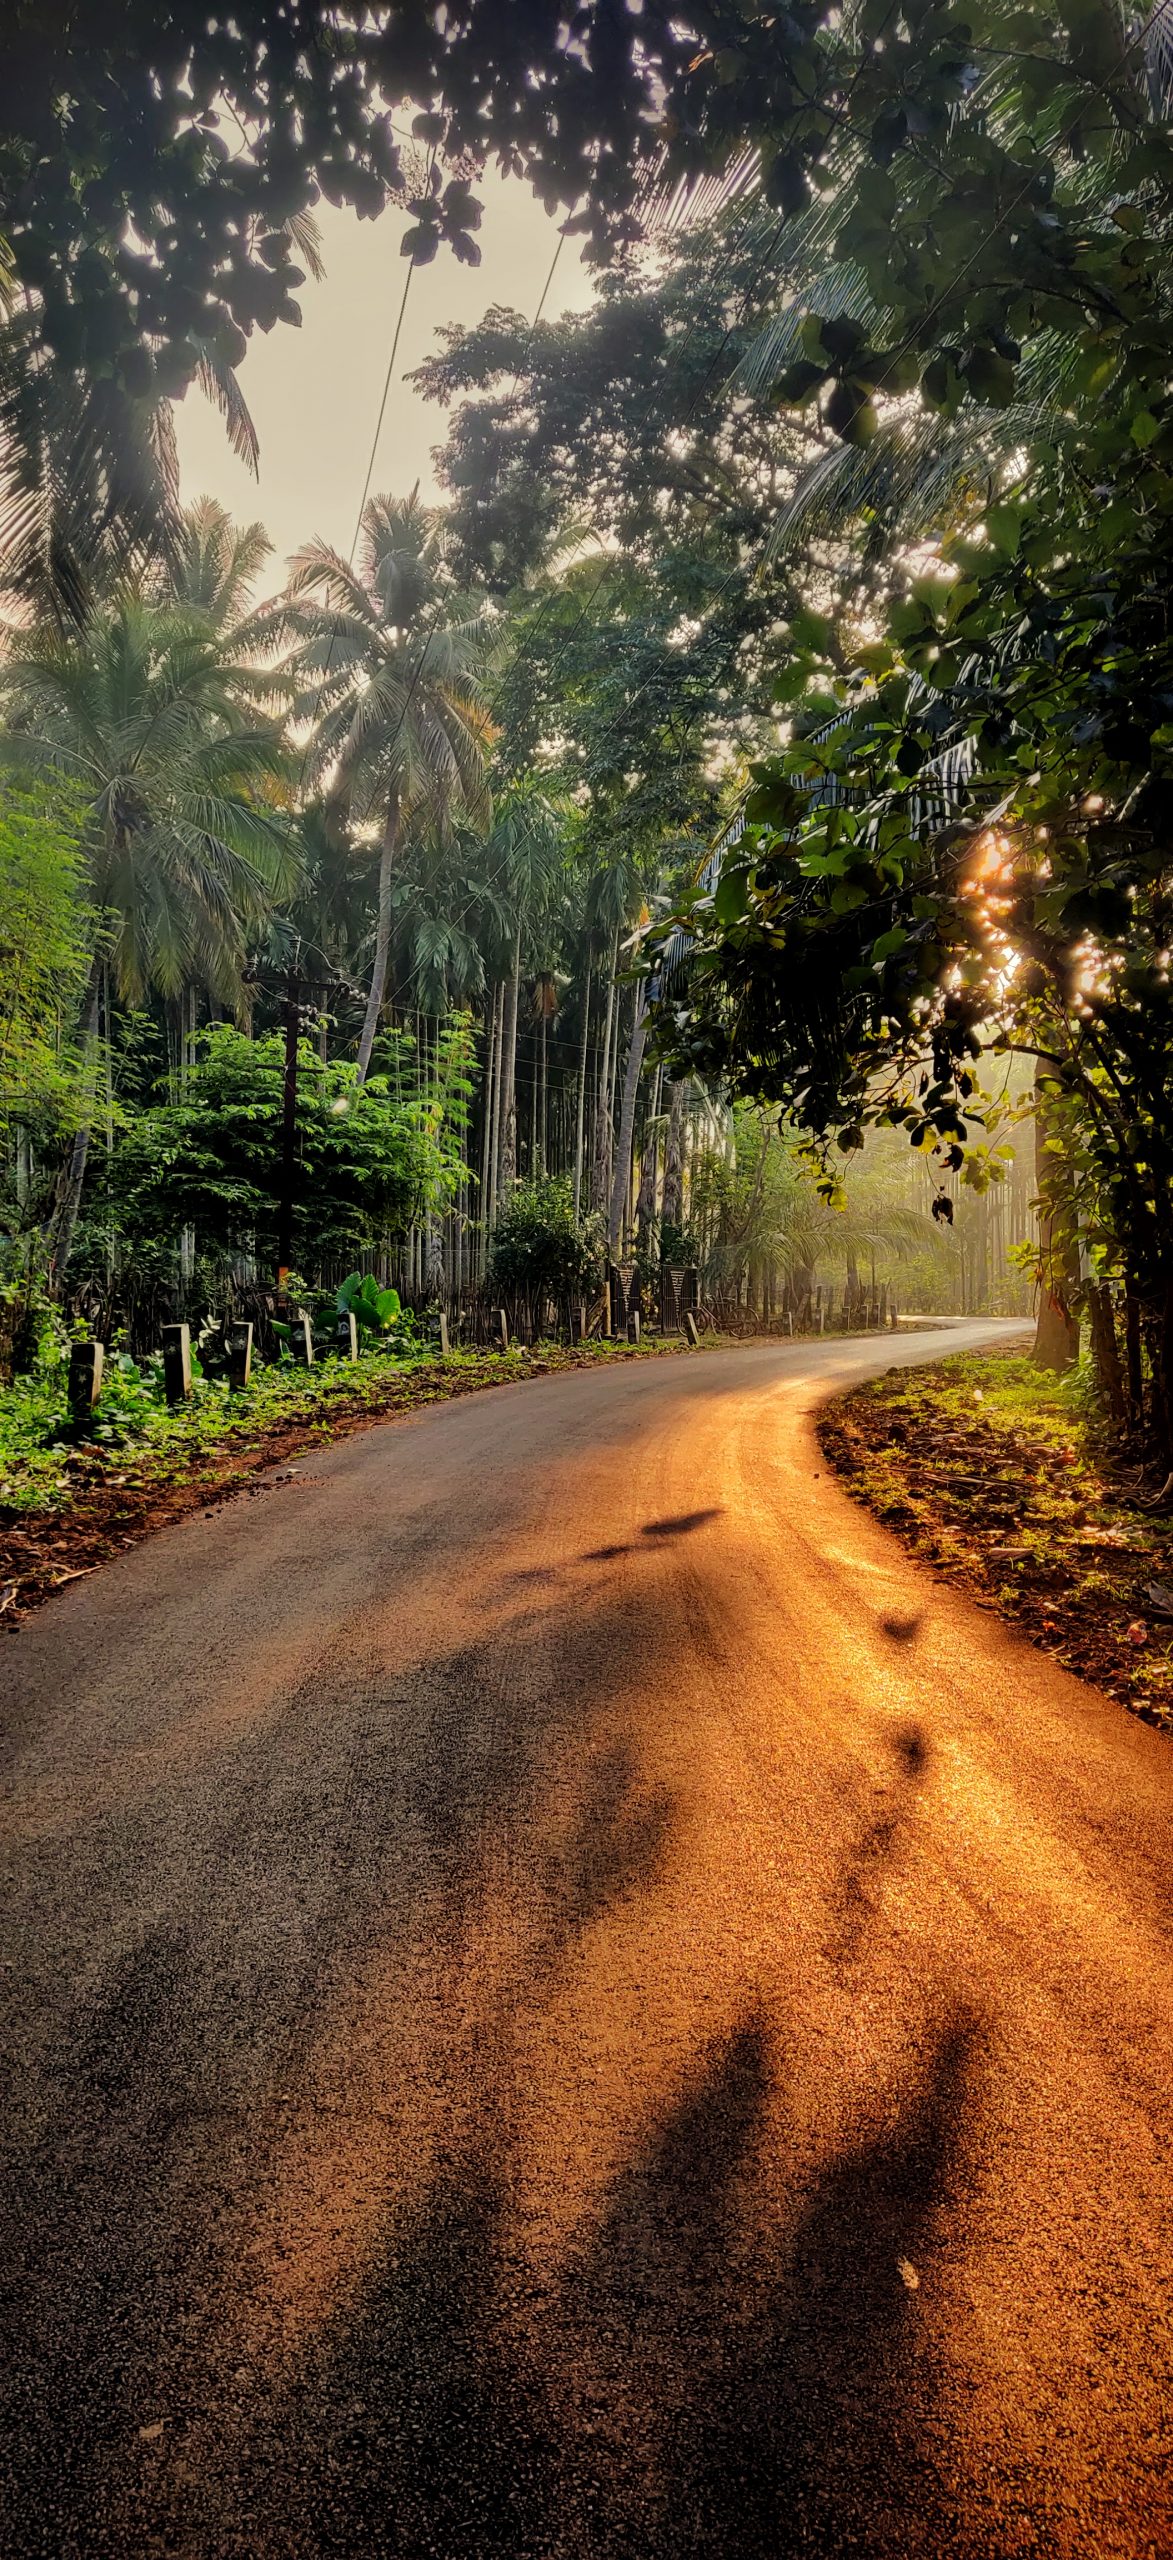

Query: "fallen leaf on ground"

xmin=138 ymin=2420 xmax=165 ymax=2443
xmin=1143 ymin=1580 xmax=1173 ymax=1617
xmin=1126 ymin=1620 xmax=1149 ymax=1646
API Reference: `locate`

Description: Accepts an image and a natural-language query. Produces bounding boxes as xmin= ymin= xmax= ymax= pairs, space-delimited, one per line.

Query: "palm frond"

xmin=193 ymin=349 xmax=260 ymax=474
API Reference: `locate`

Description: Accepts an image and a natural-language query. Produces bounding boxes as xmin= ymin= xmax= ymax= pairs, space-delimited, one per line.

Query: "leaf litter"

xmin=819 ymin=1349 xmax=1173 ymax=1733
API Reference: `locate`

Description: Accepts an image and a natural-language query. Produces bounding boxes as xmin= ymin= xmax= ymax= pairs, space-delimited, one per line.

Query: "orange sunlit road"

xmin=2 ymin=1324 xmax=1171 ymax=2558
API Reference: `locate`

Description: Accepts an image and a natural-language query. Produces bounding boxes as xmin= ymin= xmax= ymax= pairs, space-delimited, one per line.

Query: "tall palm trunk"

xmin=592 ymin=928 xmax=619 ymax=1210
xmin=497 ymin=924 xmax=522 ymax=1202
xmin=47 ymin=955 xmax=102 ymax=1286
xmin=608 ymin=982 xmax=649 ymax=1264
xmin=356 ymin=802 xmax=399 ymax=1085
xmin=539 ymin=1009 xmax=548 ymax=1176
xmin=480 ymin=985 xmax=499 ymax=1266
xmin=572 ymin=959 xmax=592 ymax=1218
xmin=489 ymin=985 xmax=506 ymax=1244
xmin=635 ymin=1064 xmax=662 ymax=1245
xmin=661 ymin=1079 xmax=686 ymax=1230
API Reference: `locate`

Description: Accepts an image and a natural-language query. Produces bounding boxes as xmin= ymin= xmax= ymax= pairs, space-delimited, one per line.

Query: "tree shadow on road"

xmin=267 ymin=2003 xmax=983 ymax=2559
xmin=2 ymin=1552 xmax=981 ymax=2560
xmin=825 ymin=1721 xmax=932 ymax=1968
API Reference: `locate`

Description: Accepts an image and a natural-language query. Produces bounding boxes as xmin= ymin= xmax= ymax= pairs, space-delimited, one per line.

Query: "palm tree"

xmin=0 ymin=212 xmax=322 ymax=627
xmin=0 ymin=590 xmax=297 ymax=1269
xmin=280 ymin=490 xmax=496 ymax=1083
xmin=167 ymin=496 xmax=275 ymax=640
xmin=478 ymin=782 xmax=569 ymax=1210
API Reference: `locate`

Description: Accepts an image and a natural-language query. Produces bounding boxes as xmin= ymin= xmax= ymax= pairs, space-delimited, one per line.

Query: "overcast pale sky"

xmin=172 ymin=173 xmax=596 ymax=576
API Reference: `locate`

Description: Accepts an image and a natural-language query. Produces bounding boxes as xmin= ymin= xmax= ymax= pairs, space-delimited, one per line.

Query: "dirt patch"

xmin=0 ymin=1337 xmax=699 ymax=1631
xmin=819 ymin=1348 xmax=1173 ymax=1734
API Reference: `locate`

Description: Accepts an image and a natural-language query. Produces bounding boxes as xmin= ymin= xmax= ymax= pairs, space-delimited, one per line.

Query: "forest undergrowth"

xmin=820 ymin=1353 xmax=1173 ymax=1732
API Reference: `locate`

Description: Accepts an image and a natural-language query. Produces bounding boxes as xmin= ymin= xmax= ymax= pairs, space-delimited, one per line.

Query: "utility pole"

xmin=276 ymin=956 xmax=300 ymax=1285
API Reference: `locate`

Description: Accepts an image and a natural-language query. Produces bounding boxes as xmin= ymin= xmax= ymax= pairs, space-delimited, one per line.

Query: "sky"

xmin=172 ymin=172 xmax=597 ymax=577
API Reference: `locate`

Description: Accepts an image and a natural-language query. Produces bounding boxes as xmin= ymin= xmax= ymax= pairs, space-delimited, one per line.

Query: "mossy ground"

xmin=819 ymin=1349 xmax=1173 ymax=1733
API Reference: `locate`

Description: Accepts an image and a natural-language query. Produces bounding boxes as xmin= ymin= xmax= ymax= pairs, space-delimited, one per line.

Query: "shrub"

xmin=488 ymin=1180 xmax=603 ymax=1314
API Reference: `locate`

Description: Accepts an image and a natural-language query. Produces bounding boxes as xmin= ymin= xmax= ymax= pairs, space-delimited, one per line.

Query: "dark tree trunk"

xmin=1087 ymin=1285 xmax=1125 ymax=1428
xmin=1124 ymin=1291 xmax=1144 ymax=1432
xmin=661 ymin=1080 xmax=686 ymax=1231
xmin=1032 ymin=1061 xmax=1080 ymax=1370
xmin=608 ymin=984 xmax=648 ymax=1264
xmin=497 ymin=926 xmax=521 ymax=1202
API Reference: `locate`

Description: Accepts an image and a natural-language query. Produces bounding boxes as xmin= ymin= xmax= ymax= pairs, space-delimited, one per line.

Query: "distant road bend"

xmin=2 ymin=1321 xmax=1172 ymax=2558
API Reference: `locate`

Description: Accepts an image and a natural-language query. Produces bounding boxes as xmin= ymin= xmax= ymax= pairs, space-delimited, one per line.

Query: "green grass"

xmin=824 ymin=1347 xmax=1173 ymax=1727
xmin=0 ymin=1329 xmax=684 ymax=1521
xmin=0 ymin=1334 xmax=423 ymax=1515
xmin=854 ymin=1349 xmax=1085 ymax=1442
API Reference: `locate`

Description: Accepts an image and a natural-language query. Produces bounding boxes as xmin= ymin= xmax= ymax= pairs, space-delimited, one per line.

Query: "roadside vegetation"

xmin=0 ymin=1325 xmax=707 ymax=1625
xmin=822 ymin=1353 xmax=1173 ymax=1733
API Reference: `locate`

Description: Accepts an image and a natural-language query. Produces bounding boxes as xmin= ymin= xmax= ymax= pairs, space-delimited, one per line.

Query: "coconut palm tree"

xmin=0 ymin=589 xmax=297 ymax=1268
xmin=279 ymin=490 xmax=496 ymax=1083
xmin=167 ymin=496 xmax=275 ymax=639
xmin=0 ymin=211 xmax=322 ymax=626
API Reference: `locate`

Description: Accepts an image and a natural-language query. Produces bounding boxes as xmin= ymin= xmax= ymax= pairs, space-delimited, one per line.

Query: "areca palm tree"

xmin=0 ymin=589 xmax=297 ymax=1267
xmin=280 ymin=490 xmax=496 ymax=1083
xmin=479 ymin=781 xmax=569 ymax=1204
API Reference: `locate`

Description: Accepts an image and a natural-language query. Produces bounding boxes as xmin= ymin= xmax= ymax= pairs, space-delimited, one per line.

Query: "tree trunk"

xmin=479 ymin=985 xmax=499 ymax=1267
xmin=497 ymin=925 xmax=522 ymax=1203
xmin=572 ymin=960 xmax=591 ymax=1220
xmin=608 ymin=982 xmax=648 ymax=1264
xmin=1087 ymin=1284 xmax=1126 ymax=1427
xmin=635 ymin=1081 xmax=660 ymax=1246
xmin=1124 ymin=1290 xmax=1144 ymax=1431
xmin=1154 ymin=1283 xmax=1173 ymax=1472
xmin=592 ymin=930 xmax=618 ymax=1211
xmin=539 ymin=1009 xmax=548 ymax=1177
xmin=47 ymin=957 xmax=102 ymax=1286
xmin=661 ymin=1080 xmax=686 ymax=1231
xmin=355 ymin=804 xmax=399 ymax=1085
xmin=102 ymin=960 xmax=116 ymax=1287
xmin=1032 ymin=1060 xmax=1080 ymax=1370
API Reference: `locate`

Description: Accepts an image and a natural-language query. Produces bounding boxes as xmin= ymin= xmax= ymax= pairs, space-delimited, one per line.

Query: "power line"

xmin=368 ymin=222 xmax=570 ymax=811
xmin=293 ymin=151 xmax=435 ymax=802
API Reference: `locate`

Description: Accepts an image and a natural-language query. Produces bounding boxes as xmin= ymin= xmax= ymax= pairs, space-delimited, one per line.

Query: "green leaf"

xmin=715 ymin=863 xmax=754 ymax=928
xmin=985 ymin=503 xmax=1021 ymax=557
xmin=789 ymin=606 xmax=834 ymax=653
xmin=963 ymin=346 xmax=1017 ymax=407
xmin=825 ymin=379 xmax=878 ymax=445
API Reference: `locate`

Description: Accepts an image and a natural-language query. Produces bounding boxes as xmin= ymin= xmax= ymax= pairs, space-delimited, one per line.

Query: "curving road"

xmin=2 ymin=1322 xmax=1172 ymax=2559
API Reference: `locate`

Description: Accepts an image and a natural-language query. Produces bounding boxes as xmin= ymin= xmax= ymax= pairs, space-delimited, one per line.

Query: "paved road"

xmin=2 ymin=1323 xmax=1171 ymax=2559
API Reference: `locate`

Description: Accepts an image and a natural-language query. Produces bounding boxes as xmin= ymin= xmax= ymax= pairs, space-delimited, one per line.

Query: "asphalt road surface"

xmin=2 ymin=1322 xmax=1172 ymax=2560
